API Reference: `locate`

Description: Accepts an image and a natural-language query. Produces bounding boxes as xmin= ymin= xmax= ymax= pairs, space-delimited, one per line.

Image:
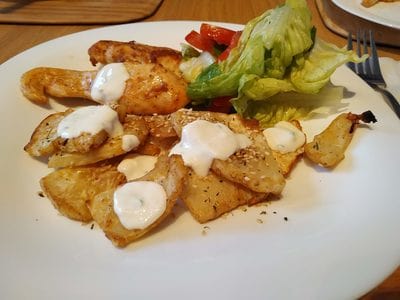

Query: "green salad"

xmin=182 ymin=0 xmax=364 ymax=127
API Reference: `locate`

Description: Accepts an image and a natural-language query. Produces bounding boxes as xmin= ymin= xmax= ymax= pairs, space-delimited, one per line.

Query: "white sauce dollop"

xmin=113 ymin=181 xmax=167 ymax=230
xmin=263 ymin=121 xmax=305 ymax=154
xmin=170 ymin=120 xmax=251 ymax=176
xmin=121 ymin=135 xmax=140 ymax=152
xmin=117 ymin=154 xmax=158 ymax=181
xmin=57 ymin=105 xmax=123 ymax=139
xmin=90 ymin=63 xmax=130 ymax=105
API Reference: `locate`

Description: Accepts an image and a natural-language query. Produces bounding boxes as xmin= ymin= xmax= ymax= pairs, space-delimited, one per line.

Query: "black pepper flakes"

xmin=90 ymin=223 xmax=95 ymax=230
xmin=284 ymin=217 xmax=288 ymax=221
xmin=37 ymin=191 xmax=44 ymax=198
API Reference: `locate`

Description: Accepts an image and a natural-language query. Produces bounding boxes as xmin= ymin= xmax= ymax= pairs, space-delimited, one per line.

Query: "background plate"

xmin=332 ymin=0 xmax=400 ymax=29
xmin=0 ymin=21 xmax=399 ymax=300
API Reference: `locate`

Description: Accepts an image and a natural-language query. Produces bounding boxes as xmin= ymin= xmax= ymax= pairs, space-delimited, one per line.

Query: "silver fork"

xmin=347 ymin=30 xmax=400 ymax=119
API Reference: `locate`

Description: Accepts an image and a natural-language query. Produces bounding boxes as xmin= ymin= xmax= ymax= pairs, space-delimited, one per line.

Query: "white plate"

xmin=332 ymin=0 xmax=400 ymax=29
xmin=0 ymin=21 xmax=399 ymax=300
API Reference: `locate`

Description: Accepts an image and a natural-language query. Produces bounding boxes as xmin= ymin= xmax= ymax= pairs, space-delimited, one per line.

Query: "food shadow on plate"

xmin=49 ymin=97 xmax=96 ymax=109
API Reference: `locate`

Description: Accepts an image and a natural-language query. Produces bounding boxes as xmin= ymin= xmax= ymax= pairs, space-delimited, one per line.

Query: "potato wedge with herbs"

xmin=88 ymin=155 xmax=186 ymax=248
xmin=40 ymin=163 xmax=126 ymax=222
xmin=182 ymin=169 xmax=268 ymax=223
xmin=305 ymin=111 xmax=377 ymax=168
xmin=48 ymin=115 xmax=149 ymax=168
xmin=171 ymin=109 xmax=285 ymax=195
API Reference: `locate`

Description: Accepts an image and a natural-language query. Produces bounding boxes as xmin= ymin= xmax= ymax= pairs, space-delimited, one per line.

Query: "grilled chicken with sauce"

xmin=20 ymin=41 xmax=189 ymax=115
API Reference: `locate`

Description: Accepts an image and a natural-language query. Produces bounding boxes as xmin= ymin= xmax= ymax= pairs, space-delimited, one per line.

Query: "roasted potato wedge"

xmin=88 ymin=155 xmax=186 ymax=248
xmin=40 ymin=163 xmax=126 ymax=222
xmin=24 ymin=110 xmax=70 ymax=157
xmin=54 ymin=130 xmax=109 ymax=154
xmin=171 ymin=109 xmax=285 ymax=195
xmin=136 ymin=136 xmax=178 ymax=156
xmin=305 ymin=111 xmax=377 ymax=168
xmin=48 ymin=115 xmax=149 ymax=168
xmin=270 ymin=120 xmax=305 ymax=176
xmin=143 ymin=114 xmax=177 ymax=139
xmin=211 ymin=133 xmax=285 ymax=195
xmin=182 ymin=169 xmax=268 ymax=223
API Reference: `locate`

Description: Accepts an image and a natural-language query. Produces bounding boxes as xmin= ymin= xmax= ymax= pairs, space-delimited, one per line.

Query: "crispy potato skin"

xmin=40 ymin=164 xmax=126 ymax=222
xmin=48 ymin=116 xmax=149 ymax=168
xmin=182 ymin=169 xmax=267 ymax=223
xmin=304 ymin=112 xmax=376 ymax=168
xmin=88 ymin=155 xmax=186 ymax=248
xmin=24 ymin=110 xmax=69 ymax=157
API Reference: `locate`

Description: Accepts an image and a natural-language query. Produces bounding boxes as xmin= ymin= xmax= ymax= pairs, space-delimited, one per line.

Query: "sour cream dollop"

xmin=121 ymin=135 xmax=140 ymax=152
xmin=169 ymin=120 xmax=251 ymax=176
xmin=113 ymin=181 xmax=167 ymax=230
xmin=57 ymin=105 xmax=123 ymax=139
xmin=263 ymin=121 xmax=305 ymax=153
xmin=117 ymin=154 xmax=158 ymax=181
xmin=90 ymin=63 xmax=130 ymax=105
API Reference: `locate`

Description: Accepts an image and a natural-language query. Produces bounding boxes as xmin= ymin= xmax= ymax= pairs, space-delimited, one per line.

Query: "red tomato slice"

xmin=208 ymin=96 xmax=232 ymax=113
xmin=185 ymin=30 xmax=215 ymax=53
xmin=218 ymin=30 xmax=242 ymax=61
xmin=200 ymin=23 xmax=236 ymax=46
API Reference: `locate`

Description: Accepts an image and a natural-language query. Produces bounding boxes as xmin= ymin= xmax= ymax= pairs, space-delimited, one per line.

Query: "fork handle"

xmin=373 ymin=85 xmax=400 ymax=119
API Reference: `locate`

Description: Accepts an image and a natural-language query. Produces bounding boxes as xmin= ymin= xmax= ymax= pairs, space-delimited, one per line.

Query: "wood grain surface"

xmin=0 ymin=1 xmax=398 ymax=298
xmin=0 ymin=0 xmax=162 ymax=24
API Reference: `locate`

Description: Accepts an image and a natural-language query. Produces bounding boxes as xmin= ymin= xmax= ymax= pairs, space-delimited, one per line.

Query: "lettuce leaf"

xmin=241 ymin=84 xmax=347 ymax=127
xmin=231 ymin=38 xmax=366 ymax=116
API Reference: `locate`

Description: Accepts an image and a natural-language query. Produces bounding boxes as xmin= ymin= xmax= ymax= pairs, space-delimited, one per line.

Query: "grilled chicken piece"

xmin=88 ymin=40 xmax=182 ymax=76
xmin=20 ymin=68 xmax=95 ymax=105
xmin=20 ymin=61 xmax=189 ymax=115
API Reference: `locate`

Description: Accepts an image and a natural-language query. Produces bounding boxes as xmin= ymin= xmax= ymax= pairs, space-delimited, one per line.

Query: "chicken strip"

xmin=88 ymin=40 xmax=182 ymax=76
xmin=20 ymin=61 xmax=189 ymax=115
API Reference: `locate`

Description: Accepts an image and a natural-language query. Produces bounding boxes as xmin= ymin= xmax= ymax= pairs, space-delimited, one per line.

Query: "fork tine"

xmin=355 ymin=29 xmax=363 ymax=75
xmin=368 ymin=30 xmax=383 ymax=78
xmin=356 ymin=29 xmax=362 ymax=57
xmin=346 ymin=32 xmax=356 ymax=72
xmin=362 ymin=30 xmax=372 ymax=76
xmin=347 ymin=32 xmax=353 ymax=51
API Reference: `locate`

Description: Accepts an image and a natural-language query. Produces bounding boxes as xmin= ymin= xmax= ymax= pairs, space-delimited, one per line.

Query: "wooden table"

xmin=0 ymin=0 xmax=399 ymax=298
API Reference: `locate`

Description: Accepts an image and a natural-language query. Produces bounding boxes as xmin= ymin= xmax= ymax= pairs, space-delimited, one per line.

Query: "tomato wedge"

xmin=217 ymin=30 xmax=242 ymax=61
xmin=200 ymin=23 xmax=236 ymax=46
xmin=185 ymin=30 xmax=215 ymax=53
xmin=208 ymin=96 xmax=232 ymax=113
